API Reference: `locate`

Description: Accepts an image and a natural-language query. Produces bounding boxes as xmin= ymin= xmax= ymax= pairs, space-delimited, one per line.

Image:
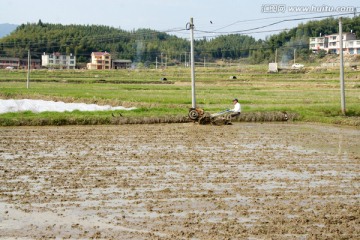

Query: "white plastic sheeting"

xmin=0 ymin=99 xmax=136 ymax=114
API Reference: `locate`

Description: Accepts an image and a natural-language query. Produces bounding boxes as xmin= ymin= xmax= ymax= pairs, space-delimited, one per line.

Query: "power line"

xmin=1 ymin=12 xmax=356 ymax=48
xmin=210 ymin=12 xmax=354 ymax=32
xmin=195 ymin=12 xmax=354 ymax=35
xmin=0 ymin=13 xmax=358 ymax=59
xmin=194 ymin=28 xmax=290 ymax=40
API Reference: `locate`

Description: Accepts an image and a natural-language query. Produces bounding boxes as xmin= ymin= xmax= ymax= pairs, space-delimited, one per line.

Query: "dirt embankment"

xmin=1 ymin=123 xmax=359 ymax=239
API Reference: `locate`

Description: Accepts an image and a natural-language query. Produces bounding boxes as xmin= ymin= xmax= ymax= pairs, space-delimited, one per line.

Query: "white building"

xmin=310 ymin=32 xmax=359 ymax=55
xmin=309 ymin=37 xmax=327 ymax=52
xmin=345 ymin=39 xmax=360 ymax=55
xmin=42 ymin=52 xmax=76 ymax=69
xmin=327 ymin=33 xmax=357 ymax=54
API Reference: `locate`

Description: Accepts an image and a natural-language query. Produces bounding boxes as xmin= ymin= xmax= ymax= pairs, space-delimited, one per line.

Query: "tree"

xmin=37 ymin=19 xmax=44 ymax=27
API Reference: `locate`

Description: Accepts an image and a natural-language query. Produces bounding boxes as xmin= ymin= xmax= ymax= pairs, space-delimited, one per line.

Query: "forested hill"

xmin=0 ymin=21 xmax=191 ymax=63
xmin=0 ymin=21 xmax=261 ymax=64
xmin=0 ymin=16 xmax=359 ymax=64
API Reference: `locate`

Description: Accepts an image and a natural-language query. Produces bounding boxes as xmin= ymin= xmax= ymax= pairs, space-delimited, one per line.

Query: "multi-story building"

xmin=42 ymin=52 xmax=76 ymax=69
xmin=20 ymin=58 xmax=41 ymax=69
xmin=309 ymin=37 xmax=327 ymax=52
xmin=112 ymin=59 xmax=132 ymax=69
xmin=87 ymin=52 xmax=112 ymax=70
xmin=345 ymin=39 xmax=360 ymax=55
xmin=327 ymin=33 xmax=357 ymax=54
xmin=0 ymin=57 xmax=41 ymax=69
xmin=310 ymin=32 xmax=359 ymax=55
xmin=0 ymin=57 xmax=20 ymax=69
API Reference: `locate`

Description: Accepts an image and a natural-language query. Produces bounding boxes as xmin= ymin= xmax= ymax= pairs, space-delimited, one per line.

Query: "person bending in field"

xmin=230 ymin=98 xmax=241 ymax=119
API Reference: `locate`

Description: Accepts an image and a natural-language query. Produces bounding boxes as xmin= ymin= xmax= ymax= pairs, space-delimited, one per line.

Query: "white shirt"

xmin=232 ymin=102 xmax=241 ymax=113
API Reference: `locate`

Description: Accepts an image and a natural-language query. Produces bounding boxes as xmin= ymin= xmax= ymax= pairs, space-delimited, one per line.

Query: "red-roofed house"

xmin=87 ymin=51 xmax=112 ymax=70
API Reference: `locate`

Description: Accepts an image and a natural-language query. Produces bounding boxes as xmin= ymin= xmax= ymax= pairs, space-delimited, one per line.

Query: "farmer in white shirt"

xmin=230 ymin=98 xmax=241 ymax=118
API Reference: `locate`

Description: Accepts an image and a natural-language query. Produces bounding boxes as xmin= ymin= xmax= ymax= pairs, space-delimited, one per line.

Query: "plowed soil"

xmin=1 ymin=123 xmax=359 ymax=239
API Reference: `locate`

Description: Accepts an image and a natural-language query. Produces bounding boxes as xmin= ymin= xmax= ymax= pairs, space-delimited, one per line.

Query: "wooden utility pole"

xmin=184 ymin=52 xmax=187 ymax=67
xmin=27 ymin=49 xmax=30 ymax=89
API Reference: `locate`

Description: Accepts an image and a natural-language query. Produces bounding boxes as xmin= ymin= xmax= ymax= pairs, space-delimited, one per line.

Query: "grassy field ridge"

xmin=1 ymin=65 xmax=359 ymax=126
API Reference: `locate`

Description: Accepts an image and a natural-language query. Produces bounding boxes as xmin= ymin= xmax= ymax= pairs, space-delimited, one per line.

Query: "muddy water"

xmin=0 ymin=123 xmax=359 ymax=239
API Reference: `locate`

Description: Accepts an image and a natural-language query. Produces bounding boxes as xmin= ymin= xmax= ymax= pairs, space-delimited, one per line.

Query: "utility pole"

xmin=184 ymin=52 xmax=187 ymax=67
xmin=161 ymin=52 xmax=163 ymax=68
xmin=293 ymin=49 xmax=296 ymax=64
xmin=189 ymin=17 xmax=196 ymax=109
xmin=339 ymin=17 xmax=346 ymax=115
xmin=27 ymin=48 xmax=30 ymax=89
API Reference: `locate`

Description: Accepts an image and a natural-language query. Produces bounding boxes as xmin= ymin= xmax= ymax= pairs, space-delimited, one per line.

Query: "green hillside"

xmin=0 ymin=16 xmax=359 ymax=65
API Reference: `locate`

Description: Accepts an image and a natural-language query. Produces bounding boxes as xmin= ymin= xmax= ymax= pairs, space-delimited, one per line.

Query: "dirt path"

xmin=1 ymin=123 xmax=359 ymax=239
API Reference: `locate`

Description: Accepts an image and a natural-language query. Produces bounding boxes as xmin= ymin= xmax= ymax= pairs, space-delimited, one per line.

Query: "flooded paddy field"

xmin=1 ymin=123 xmax=359 ymax=239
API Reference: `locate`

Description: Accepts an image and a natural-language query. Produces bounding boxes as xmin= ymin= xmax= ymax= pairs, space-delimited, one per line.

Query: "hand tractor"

xmin=188 ymin=108 xmax=233 ymax=125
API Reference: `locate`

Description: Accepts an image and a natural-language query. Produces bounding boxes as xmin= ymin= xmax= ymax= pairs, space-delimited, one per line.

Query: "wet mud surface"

xmin=1 ymin=123 xmax=359 ymax=239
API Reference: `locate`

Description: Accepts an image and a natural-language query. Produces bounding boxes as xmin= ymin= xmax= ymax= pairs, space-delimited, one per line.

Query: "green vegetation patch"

xmin=0 ymin=66 xmax=359 ymax=127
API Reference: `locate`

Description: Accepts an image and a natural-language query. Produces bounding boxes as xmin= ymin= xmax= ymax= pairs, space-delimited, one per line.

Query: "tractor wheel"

xmin=188 ymin=109 xmax=199 ymax=120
